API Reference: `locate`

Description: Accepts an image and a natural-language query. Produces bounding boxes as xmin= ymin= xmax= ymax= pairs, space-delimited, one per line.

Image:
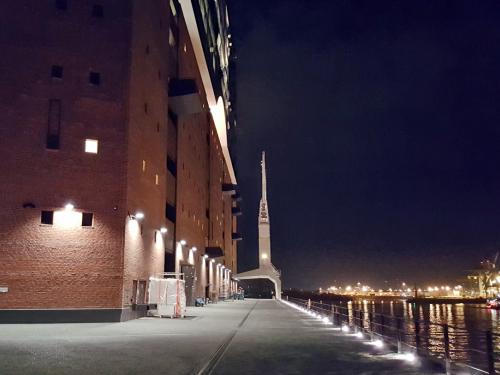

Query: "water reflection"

xmin=341 ymin=300 xmax=500 ymax=370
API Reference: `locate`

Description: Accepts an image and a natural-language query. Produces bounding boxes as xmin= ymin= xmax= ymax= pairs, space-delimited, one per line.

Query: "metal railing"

xmin=284 ymin=296 xmax=499 ymax=375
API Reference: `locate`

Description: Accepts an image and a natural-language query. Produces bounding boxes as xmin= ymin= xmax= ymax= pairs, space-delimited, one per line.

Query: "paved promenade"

xmin=0 ymin=300 xmax=445 ymax=374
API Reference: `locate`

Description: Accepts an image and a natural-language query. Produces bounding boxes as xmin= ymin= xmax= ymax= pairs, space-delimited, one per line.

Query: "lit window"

xmin=142 ymin=160 xmax=146 ymax=172
xmin=85 ymin=139 xmax=98 ymax=154
xmin=155 ymin=174 xmax=159 ymax=185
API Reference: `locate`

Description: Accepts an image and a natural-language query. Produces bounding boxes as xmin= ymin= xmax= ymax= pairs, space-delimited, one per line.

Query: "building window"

xmin=55 ymin=0 xmax=67 ymax=10
xmin=82 ymin=212 xmax=93 ymax=227
xmin=145 ymin=45 xmax=150 ymax=54
xmin=41 ymin=210 xmax=54 ymax=225
xmin=166 ymin=203 xmax=176 ymax=223
xmin=91 ymin=4 xmax=104 ymax=18
xmin=168 ymin=109 xmax=178 ymax=126
xmin=156 ymin=122 xmax=160 ymax=132
xmin=169 ymin=28 xmax=176 ymax=47
xmin=144 ymin=103 xmax=148 ymax=114
xmin=142 ymin=160 xmax=146 ymax=172
xmin=89 ymin=71 xmax=100 ymax=85
xmin=46 ymin=99 xmax=61 ymax=150
xmin=170 ymin=0 xmax=177 ymax=17
xmin=84 ymin=139 xmax=98 ymax=154
xmin=167 ymin=156 xmax=177 ymax=177
xmin=155 ymin=174 xmax=159 ymax=185
xmin=51 ymin=65 xmax=63 ymax=79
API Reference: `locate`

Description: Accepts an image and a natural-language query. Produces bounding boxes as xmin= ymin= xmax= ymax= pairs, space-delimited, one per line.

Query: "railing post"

xmin=397 ymin=318 xmax=402 ymax=354
xmin=486 ymin=331 xmax=495 ymax=375
xmin=443 ymin=324 xmax=451 ymax=375
xmin=380 ymin=315 xmax=385 ymax=337
xmin=369 ymin=312 xmax=374 ymax=341
xmin=414 ymin=319 xmax=420 ymax=353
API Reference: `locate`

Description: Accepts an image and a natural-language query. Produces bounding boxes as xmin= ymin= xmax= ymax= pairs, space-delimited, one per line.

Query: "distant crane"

xmin=479 ymin=252 xmax=499 ymax=297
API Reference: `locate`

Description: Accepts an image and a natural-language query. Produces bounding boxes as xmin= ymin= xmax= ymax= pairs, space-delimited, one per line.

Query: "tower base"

xmin=236 ymin=266 xmax=282 ymax=300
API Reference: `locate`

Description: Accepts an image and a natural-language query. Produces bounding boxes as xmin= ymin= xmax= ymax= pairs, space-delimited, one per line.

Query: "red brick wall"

xmin=122 ymin=0 xmax=171 ymax=307
xmin=0 ymin=1 xmax=131 ymax=309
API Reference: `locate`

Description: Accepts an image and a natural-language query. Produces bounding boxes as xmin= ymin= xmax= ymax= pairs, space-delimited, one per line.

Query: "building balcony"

xmin=205 ymin=246 xmax=224 ymax=258
xmin=232 ymin=233 xmax=243 ymax=241
xmin=222 ymin=183 xmax=236 ymax=195
xmin=168 ymin=79 xmax=203 ymax=116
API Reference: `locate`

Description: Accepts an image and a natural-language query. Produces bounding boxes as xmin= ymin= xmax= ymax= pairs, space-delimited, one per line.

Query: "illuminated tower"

xmin=236 ymin=151 xmax=281 ymax=299
xmin=259 ymin=151 xmax=271 ymax=266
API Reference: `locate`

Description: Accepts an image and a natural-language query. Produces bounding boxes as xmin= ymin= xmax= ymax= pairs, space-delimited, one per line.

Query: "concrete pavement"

xmin=0 ymin=300 xmax=445 ymax=374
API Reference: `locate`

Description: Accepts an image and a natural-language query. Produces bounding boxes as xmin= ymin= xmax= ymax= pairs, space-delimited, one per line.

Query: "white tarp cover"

xmin=148 ymin=277 xmax=186 ymax=318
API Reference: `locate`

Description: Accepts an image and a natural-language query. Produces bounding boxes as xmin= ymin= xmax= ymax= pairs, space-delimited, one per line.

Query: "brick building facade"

xmin=0 ymin=0 xmax=240 ymax=322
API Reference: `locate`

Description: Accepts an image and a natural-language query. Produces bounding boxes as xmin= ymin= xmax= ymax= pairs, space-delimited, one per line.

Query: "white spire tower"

xmin=236 ymin=151 xmax=281 ymax=299
xmin=259 ymin=151 xmax=271 ymax=266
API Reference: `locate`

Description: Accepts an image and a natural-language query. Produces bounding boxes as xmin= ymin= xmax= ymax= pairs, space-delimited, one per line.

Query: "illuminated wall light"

xmin=85 ymin=139 xmax=98 ymax=154
xmin=65 ymin=203 xmax=74 ymax=211
xmin=203 ymin=254 xmax=209 ymax=259
xmin=261 ymin=253 xmax=268 ymax=259
xmin=211 ymin=259 xmax=215 ymax=263
xmin=403 ymin=353 xmax=416 ymax=362
xmin=191 ymin=247 xmax=197 ymax=252
xmin=160 ymin=227 xmax=168 ymax=234
xmin=180 ymin=239 xmax=186 ymax=246
xmin=373 ymin=339 xmax=384 ymax=348
xmin=135 ymin=212 xmax=144 ymax=219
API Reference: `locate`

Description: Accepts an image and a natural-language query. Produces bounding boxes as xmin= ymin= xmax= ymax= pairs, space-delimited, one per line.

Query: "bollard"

xmin=397 ymin=318 xmax=402 ymax=354
xmin=443 ymin=324 xmax=451 ymax=375
xmin=486 ymin=331 xmax=495 ymax=375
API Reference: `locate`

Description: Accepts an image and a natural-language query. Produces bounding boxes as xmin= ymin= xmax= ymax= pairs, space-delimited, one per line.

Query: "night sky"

xmin=229 ymin=0 xmax=500 ymax=290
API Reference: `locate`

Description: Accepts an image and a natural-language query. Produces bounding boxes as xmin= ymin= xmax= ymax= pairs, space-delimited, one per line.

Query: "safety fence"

xmin=284 ymin=296 xmax=499 ymax=375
